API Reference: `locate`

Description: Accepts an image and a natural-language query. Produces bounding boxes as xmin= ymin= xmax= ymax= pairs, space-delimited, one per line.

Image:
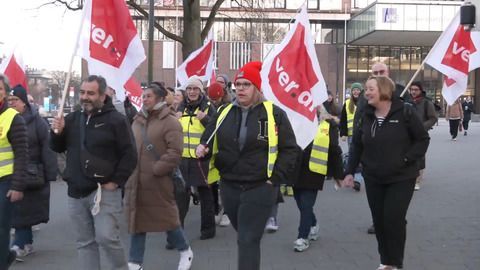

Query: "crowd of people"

xmin=0 ymin=59 xmax=475 ymax=270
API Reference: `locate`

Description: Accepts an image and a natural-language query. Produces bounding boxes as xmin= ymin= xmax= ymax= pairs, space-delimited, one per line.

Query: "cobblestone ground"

xmin=10 ymin=120 xmax=480 ymax=270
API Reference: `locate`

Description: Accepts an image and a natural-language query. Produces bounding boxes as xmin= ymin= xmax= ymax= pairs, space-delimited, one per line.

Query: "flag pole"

xmin=56 ymin=6 xmax=87 ymax=131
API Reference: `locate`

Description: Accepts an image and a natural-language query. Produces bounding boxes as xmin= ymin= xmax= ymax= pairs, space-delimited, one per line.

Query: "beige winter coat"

xmin=124 ymin=104 xmax=183 ymax=233
xmin=446 ymin=101 xmax=464 ymax=120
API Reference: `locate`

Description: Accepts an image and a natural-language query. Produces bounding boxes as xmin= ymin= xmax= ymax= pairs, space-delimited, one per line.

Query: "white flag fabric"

xmin=0 ymin=47 xmax=28 ymax=90
xmin=424 ymin=12 xmax=480 ymax=105
xmin=260 ymin=6 xmax=328 ymax=149
xmin=176 ymin=32 xmax=214 ymax=86
xmin=77 ymin=0 xmax=146 ymax=101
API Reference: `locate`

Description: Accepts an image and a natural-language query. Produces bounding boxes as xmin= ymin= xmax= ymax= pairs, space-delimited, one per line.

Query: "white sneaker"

xmin=219 ymin=214 xmax=230 ymax=227
xmin=11 ymin=244 xmax=35 ymax=258
xmin=128 ymin=262 xmax=143 ymax=270
xmin=414 ymin=183 xmax=420 ymax=191
xmin=178 ymin=247 xmax=193 ymax=270
xmin=265 ymin=217 xmax=279 ymax=233
xmin=293 ymin=238 xmax=310 ymax=252
xmin=308 ymin=225 xmax=319 ymax=241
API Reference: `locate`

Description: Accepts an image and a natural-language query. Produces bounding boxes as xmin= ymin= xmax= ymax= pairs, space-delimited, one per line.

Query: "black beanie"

xmin=11 ymin=85 xmax=30 ymax=107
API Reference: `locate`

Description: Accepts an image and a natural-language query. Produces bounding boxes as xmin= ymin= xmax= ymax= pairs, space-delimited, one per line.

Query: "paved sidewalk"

xmin=10 ymin=121 xmax=480 ymax=270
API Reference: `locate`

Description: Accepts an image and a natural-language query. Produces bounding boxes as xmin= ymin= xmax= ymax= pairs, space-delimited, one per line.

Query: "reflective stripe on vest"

xmin=309 ymin=120 xmax=329 ymax=175
xmin=207 ymin=101 xmax=278 ymax=184
xmin=179 ymin=106 xmax=209 ymax=158
xmin=0 ymin=108 xmax=18 ymax=178
xmin=345 ymin=99 xmax=355 ymax=136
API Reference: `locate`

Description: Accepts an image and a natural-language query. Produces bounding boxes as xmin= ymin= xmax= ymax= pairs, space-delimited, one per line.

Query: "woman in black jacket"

xmin=343 ymin=76 xmax=429 ymax=270
xmin=8 ymin=85 xmax=57 ymax=259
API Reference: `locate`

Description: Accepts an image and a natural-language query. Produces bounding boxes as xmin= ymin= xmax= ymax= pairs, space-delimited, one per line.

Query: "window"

xmin=162 ymin=42 xmax=175 ymax=69
xmin=230 ymin=42 xmax=251 ymax=70
xmin=308 ymin=0 xmax=318 ymax=10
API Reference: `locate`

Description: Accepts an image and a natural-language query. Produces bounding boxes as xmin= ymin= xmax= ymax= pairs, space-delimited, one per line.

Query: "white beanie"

xmin=185 ymin=75 xmax=204 ymax=92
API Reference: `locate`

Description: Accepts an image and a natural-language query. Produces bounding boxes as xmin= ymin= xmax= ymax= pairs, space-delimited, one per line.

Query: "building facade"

xmin=130 ymin=0 xmax=479 ymax=112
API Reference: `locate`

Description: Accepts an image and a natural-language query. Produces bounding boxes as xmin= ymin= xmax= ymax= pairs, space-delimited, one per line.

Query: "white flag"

xmin=260 ymin=6 xmax=328 ymax=149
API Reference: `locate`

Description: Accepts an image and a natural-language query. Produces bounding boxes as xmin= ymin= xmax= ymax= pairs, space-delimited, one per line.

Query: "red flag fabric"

xmin=176 ymin=32 xmax=214 ymax=86
xmin=0 ymin=49 xmax=28 ymax=90
xmin=260 ymin=6 xmax=328 ymax=149
xmin=77 ymin=0 xmax=146 ymax=101
xmin=123 ymin=76 xmax=142 ymax=111
xmin=425 ymin=12 xmax=480 ymax=105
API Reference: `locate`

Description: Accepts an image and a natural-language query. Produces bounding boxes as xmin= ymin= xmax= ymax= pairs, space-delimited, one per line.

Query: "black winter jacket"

xmin=345 ymin=97 xmax=430 ymax=183
xmin=12 ymin=106 xmax=57 ymax=227
xmin=201 ymin=102 xmax=299 ymax=185
xmin=0 ymin=100 xmax=28 ymax=191
xmin=50 ymin=96 xmax=137 ymax=198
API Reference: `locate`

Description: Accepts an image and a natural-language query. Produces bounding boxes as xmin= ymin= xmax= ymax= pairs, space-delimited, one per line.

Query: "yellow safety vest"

xmin=309 ymin=120 xmax=330 ymax=175
xmin=179 ymin=106 xmax=210 ymax=158
xmin=207 ymin=101 xmax=278 ymax=184
xmin=0 ymin=108 xmax=18 ymax=178
xmin=345 ymin=99 xmax=355 ymax=136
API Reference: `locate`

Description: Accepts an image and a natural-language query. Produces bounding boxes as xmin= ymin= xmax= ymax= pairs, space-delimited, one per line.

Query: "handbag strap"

xmin=141 ymin=124 xmax=160 ymax=161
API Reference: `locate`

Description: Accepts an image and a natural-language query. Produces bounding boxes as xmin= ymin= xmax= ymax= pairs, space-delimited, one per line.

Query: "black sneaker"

xmin=464 ymin=131 xmax=467 ymax=136
xmin=165 ymin=242 xmax=175 ymax=250
xmin=367 ymin=224 xmax=375 ymax=234
xmin=353 ymin=181 xmax=361 ymax=192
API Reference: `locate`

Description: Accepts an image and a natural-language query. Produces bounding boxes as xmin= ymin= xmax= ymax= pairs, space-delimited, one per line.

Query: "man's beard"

xmin=81 ymin=100 xmax=102 ymax=113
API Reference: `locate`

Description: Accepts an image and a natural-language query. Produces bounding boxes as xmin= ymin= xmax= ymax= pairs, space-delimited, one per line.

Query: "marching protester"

xmin=177 ymin=76 xmax=217 ymax=240
xmin=196 ymin=61 xmax=299 ymax=270
xmin=124 ymin=84 xmax=193 ymax=270
xmin=216 ymin=74 xmax=235 ymax=100
xmin=50 ymin=75 xmax=137 ymax=270
xmin=206 ymin=82 xmax=231 ymax=227
xmin=343 ymin=76 xmax=430 ymax=270
xmin=462 ymin=96 xmax=475 ymax=136
xmin=105 ymin=87 xmax=138 ymax=124
xmin=8 ymin=85 xmax=57 ymax=260
xmin=173 ymin=87 xmax=186 ymax=112
xmin=445 ymin=98 xmax=464 ymax=141
xmin=340 ymin=82 xmax=364 ymax=191
xmin=292 ymin=104 xmax=342 ymax=252
xmin=0 ymin=75 xmax=28 ymax=270
xmin=408 ymin=82 xmax=437 ymax=190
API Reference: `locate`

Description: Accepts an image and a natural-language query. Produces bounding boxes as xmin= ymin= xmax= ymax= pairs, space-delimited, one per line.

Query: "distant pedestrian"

xmin=462 ymin=96 xmax=474 ymax=136
xmin=0 ymin=75 xmax=28 ymax=270
xmin=8 ymin=85 xmax=57 ymax=260
xmin=343 ymin=76 xmax=430 ymax=270
xmin=50 ymin=75 xmax=137 ymax=270
xmin=445 ymin=98 xmax=464 ymax=141
xmin=125 ymin=84 xmax=193 ymax=270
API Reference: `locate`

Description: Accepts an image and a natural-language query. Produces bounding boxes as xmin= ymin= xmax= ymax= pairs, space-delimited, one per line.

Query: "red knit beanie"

xmin=208 ymin=82 xmax=224 ymax=100
xmin=235 ymin=61 xmax=262 ymax=91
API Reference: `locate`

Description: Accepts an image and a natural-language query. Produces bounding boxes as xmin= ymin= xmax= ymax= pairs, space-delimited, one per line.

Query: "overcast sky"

xmin=0 ymin=0 xmax=81 ymax=72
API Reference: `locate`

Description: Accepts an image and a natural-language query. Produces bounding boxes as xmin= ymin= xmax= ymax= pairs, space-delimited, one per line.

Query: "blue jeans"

xmin=0 ymin=179 xmax=12 ymax=270
xmin=129 ymin=227 xmax=189 ymax=264
xmin=13 ymin=227 xmax=33 ymax=248
xmin=293 ymin=188 xmax=318 ymax=239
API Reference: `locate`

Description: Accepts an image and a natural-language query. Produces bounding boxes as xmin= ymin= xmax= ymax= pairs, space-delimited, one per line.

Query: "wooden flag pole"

xmin=55 ymin=6 xmax=87 ymax=133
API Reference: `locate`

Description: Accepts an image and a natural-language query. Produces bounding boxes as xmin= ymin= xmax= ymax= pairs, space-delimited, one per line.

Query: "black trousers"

xmin=364 ymin=178 xmax=416 ymax=269
xmin=220 ymin=181 xmax=276 ymax=270
xmin=462 ymin=119 xmax=470 ymax=131
xmin=180 ymin=186 xmax=216 ymax=237
xmin=449 ymin=119 xmax=460 ymax=138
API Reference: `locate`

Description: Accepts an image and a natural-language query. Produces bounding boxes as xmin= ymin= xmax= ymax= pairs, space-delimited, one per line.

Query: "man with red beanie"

xmin=207 ymin=82 xmax=231 ymax=109
xmin=196 ymin=61 xmax=299 ymax=270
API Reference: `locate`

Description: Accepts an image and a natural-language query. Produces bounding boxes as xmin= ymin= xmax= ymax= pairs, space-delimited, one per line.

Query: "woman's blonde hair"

xmin=366 ymin=76 xmax=395 ymax=101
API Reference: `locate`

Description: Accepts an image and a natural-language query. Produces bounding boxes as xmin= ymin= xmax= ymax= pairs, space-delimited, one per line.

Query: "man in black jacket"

xmin=0 ymin=75 xmax=28 ymax=270
xmin=51 ymin=75 xmax=137 ymax=270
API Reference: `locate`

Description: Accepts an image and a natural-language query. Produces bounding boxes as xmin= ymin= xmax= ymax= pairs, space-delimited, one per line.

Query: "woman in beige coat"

xmin=124 ymin=84 xmax=193 ymax=270
xmin=446 ymin=98 xmax=464 ymax=141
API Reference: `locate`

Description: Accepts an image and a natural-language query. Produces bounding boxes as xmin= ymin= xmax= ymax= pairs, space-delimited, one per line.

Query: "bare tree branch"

xmin=126 ymin=0 xmax=184 ymax=44
xmin=201 ymin=0 xmax=226 ymax=40
xmin=46 ymin=0 xmax=83 ymax=11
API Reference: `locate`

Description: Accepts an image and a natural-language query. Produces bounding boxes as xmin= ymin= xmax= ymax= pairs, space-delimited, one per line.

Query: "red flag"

xmin=77 ymin=0 xmax=146 ymax=101
xmin=261 ymin=6 xmax=328 ymax=149
xmin=0 ymin=49 xmax=28 ymax=90
xmin=123 ymin=76 xmax=142 ymax=111
xmin=425 ymin=12 xmax=480 ymax=105
xmin=176 ymin=32 xmax=214 ymax=86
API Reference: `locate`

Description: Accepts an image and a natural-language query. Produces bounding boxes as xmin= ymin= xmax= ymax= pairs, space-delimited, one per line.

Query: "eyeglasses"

xmin=372 ymin=70 xmax=386 ymax=75
xmin=409 ymin=87 xmax=421 ymax=91
xmin=234 ymin=82 xmax=252 ymax=89
xmin=186 ymin=87 xmax=201 ymax=91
